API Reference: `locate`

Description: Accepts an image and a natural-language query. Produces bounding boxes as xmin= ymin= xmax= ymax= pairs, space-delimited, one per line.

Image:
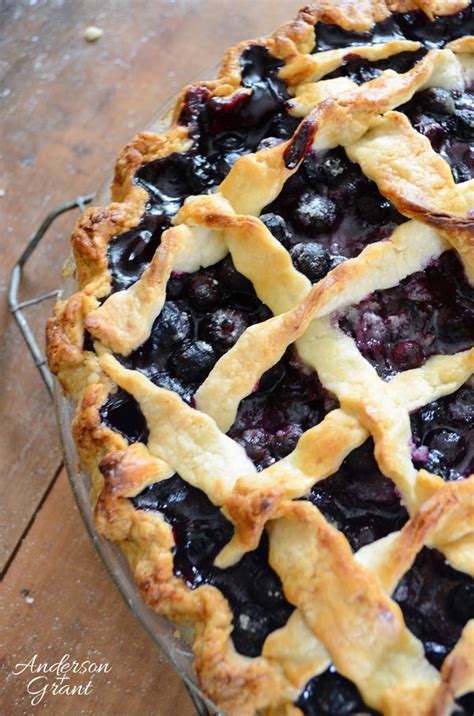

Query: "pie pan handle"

xmin=8 ymin=194 xmax=94 ymax=397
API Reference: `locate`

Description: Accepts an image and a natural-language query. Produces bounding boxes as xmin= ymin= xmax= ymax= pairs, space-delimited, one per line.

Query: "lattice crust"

xmin=47 ymin=2 xmax=474 ymax=715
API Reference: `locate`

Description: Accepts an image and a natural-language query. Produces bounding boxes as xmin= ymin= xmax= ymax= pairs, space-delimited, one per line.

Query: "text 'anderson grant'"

xmin=12 ymin=653 xmax=112 ymax=705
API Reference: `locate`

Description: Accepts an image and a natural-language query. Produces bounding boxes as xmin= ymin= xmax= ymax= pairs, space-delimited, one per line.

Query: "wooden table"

xmin=0 ymin=1 xmax=300 ymax=714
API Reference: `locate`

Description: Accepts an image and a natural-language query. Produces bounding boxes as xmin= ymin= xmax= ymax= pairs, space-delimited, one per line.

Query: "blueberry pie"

xmin=47 ymin=2 xmax=474 ymax=714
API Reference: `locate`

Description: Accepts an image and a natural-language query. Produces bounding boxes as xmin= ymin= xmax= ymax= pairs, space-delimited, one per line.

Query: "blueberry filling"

xmin=398 ymin=86 xmax=474 ymax=183
xmin=297 ymin=668 xmax=380 ymax=716
xmin=410 ymin=381 xmax=473 ymax=480
xmin=132 ymin=473 xmax=293 ymax=658
xmin=314 ymin=16 xmax=409 ymax=52
xmin=322 ymin=48 xmax=427 ymax=85
xmin=228 ymin=348 xmax=338 ymax=470
xmin=183 ymin=45 xmax=299 ymax=157
xmin=309 ymin=440 xmax=408 ymax=552
xmin=108 ymin=46 xmax=298 ymax=292
xmin=314 ymin=2 xmax=474 ymax=53
xmin=262 ymin=147 xmax=405 ymax=269
xmin=394 ymin=3 xmax=474 ymax=48
xmin=339 ymin=251 xmax=474 ymax=379
xmin=100 ymin=388 xmax=149 ymax=443
xmin=107 ymin=207 xmax=171 ymax=293
xmin=114 ymin=255 xmax=271 ymax=402
xmin=393 ymin=547 xmax=474 ymax=669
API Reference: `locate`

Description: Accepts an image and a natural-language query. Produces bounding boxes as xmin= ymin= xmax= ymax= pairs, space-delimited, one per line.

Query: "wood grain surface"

xmin=1 ymin=1 xmax=300 ymax=714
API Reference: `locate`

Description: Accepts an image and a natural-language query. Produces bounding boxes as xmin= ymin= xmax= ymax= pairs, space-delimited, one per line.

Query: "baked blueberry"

xmin=203 ymin=308 xmax=248 ymax=350
xmin=168 ymin=340 xmax=216 ymax=383
xmin=260 ymin=212 xmax=293 ymax=248
xmin=398 ymin=83 xmax=474 ymax=182
xmin=152 ymin=301 xmax=192 ymax=348
xmin=294 ymin=192 xmax=338 ymax=232
xmin=183 ymin=524 xmax=224 ymax=566
xmin=454 ymin=103 xmax=474 ymax=141
xmin=218 ymin=255 xmax=254 ymax=295
xmin=302 ymin=154 xmax=324 ymax=187
xmin=303 ymin=149 xmax=352 ymax=187
xmin=393 ymin=548 xmax=473 ymax=669
xmin=240 ymin=428 xmax=274 ymax=467
xmin=166 ymin=273 xmax=188 ymax=299
xmin=411 ymin=382 xmax=473 ymax=481
xmin=187 ymin=274 xmax=221 ymax=310
xmin=428 ymin=429 xmax=466 ymax=465
xmin=448 ymin=387 xmax=473 ymax=423
xmin=417 ymin=116 xmax=448 ymax=151
xmin=391 ymin=340 xmax=425 ymax=370
xmin=318 ymin=153 xmax=349 ymax=185
xmin=290 ymin=242 xmax=331 ymax=282
xmin=310 ymin=440 xmax=408 ymax=552
xmin=297 ymin=670 xmax=368 ymax=716
xmin=330 ymin=175 xmax=361 ymax=205
xmin=286 ymin=402 xmax=322 ymax=430
xmin=453 ymin=102 xmax=474 ymax=141
xmin=273 ymin=423 xmax=303 ymax=458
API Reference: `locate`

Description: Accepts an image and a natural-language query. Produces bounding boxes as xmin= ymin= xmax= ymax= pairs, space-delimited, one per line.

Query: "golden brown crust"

xmin=47 ymin=2 xmax=474 ymax=714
